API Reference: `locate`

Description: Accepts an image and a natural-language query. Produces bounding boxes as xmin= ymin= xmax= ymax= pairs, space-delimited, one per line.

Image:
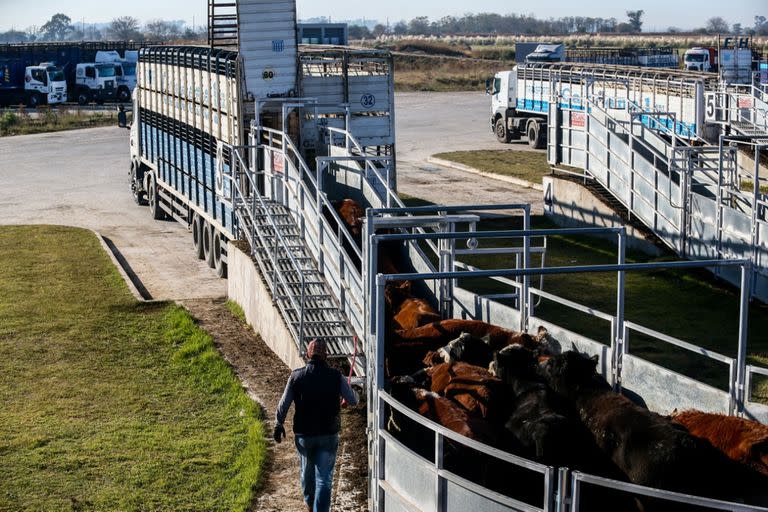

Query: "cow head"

xmin=537 ymin=350 xmax=599 ymax=397
xmin=490 ymin=344 xmax=536 ymax=383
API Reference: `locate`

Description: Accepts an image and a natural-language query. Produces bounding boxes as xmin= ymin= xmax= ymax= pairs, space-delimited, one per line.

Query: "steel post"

xmin=736 ymin=263 xmax=752 ymax=414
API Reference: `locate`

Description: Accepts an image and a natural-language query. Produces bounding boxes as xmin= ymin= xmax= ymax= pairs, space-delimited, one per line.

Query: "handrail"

xmin=225 ymin=147 xmax=308 ymax=347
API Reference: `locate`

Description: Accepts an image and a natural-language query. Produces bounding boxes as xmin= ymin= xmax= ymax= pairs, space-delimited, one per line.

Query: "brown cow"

xmin=427 ymin=361 xmax=506 ymax=421
xmin=395 ymin=319 xmax=548 ymax=353
xmin=672 ymin=410 xmax=768 ymax=477
xmin=385 ymin=279 xmax=441 ymax=331
xmin=333 ymin=199 xmax=365 ymax=242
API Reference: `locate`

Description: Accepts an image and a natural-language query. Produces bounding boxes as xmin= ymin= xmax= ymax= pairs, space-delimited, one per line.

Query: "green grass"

xmin=0 ymin=108 xmax=129 ymax=137
xmin=226 ymin=300 xmax=249 ymax=326
xmin=435 ymin=150 xmax=552 ymax=184
xmin=741 ymin=180 xmax=768 ymax=195
xmin=0 ymin=226 xmax=266 ymax=511
xmin=399 ymin=196 xmax=768 ymax=397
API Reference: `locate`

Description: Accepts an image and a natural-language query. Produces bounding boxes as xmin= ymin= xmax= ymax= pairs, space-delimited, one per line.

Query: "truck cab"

xmin=684 ymin=47 xmax=716 ymax=72
xmin=487 ymin=68 xmax=547 ymax=148
xmin=96 ymin=50 xmax=137 ymax=102
xmin=25 ymin=63 xmax=67 ymax=106
xmin=75 ymin=63 xmax=118 ymax=105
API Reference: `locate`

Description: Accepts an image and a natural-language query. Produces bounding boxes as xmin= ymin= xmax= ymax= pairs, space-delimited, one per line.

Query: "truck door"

xmin=28 ymin=68 xmax=48 ymax=92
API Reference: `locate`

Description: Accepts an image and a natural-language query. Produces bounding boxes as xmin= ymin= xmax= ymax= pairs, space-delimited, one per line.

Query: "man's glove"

xmin=273 ymin=424 xmax=286 ymax=444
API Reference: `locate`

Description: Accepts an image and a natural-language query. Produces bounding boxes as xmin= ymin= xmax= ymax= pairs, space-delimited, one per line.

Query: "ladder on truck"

xmin=208 ymin=0 xmax=238 ymax=49
xmin=226 ymin=129 xmax=366 ymax=377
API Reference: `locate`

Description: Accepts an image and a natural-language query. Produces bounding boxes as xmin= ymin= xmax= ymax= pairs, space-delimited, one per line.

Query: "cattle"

xmin=395 ymin=319 xmax=550 ymax=353
xmin=427 ymin=361 xmax=506 ymax=421
xmin=672 ymin=410 xmax=768 ymax=477
xmin=333 ymin=199 xmax=365 ymax=244
xmin=387 ymin=378 xmax=497 ymax=444
xmin=423 ymin=332 xmax=495 ymax=368
xmin=539 ymin=350 xmax=768 ymax=507
xmin=385 ymin=279 xmax=441 ymax=331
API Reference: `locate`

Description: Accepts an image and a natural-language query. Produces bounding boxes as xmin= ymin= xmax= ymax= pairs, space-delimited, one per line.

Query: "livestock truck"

xmin=489 ymin=62 xmax=717 ymax=147
xmin=524 ymin=44 xmax=680 ymax=68
xmin=128 ymin=1 xmax=395 ymax=279
xmin=96 ymin=50 xmax=138 ymax=102
xmin=684 ymin=36 xmax=758 ymax=84
xmin=0 ymin=59 xmax=67 ymax=106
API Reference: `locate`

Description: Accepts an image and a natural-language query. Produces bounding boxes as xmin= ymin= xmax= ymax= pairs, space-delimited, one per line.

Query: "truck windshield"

xmin=685 ymin=54 xmax=707 ymax=63
xmin=48 ymin=70 xmax=65 ymax=82
xmin=96 ymin=65 xmax=116 ymax=77
xmin=123 ymin=64 xmax=136 ymax=76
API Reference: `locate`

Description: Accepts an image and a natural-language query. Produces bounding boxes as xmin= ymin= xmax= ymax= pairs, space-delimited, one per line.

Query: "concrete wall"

xmin=227 ymin=242 xmax=305 ymax=370
xmin=542 ymin=175 xmax=663 ymax=256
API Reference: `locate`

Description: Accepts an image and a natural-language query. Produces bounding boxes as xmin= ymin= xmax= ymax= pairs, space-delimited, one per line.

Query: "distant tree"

xmin=0 ymin=30 xmax=29 ymax=43
xmin=348 ymin=25 xmax=371 ymax=39
xmin=181 ymin=27 xmax=203 ymax=41
xmin=108 ymin=16 xmax=141 ymax=40
xmin=755 ymin=15 xmax=768 ymax=35
xmin=667 ymin=26 xmax=682 ymax=33
xmin=40 ymin=13 xmax=74 ymax=41
xmin=372 ymin=24 xmax=387 ymax=37
xmin=732 ymin=23 xmax=743 ymax=34
xmin=626 ymin=10 xmax=644 ymax=32
xmin=145 ymin=20 xmax=180 ymax=41
xmin=705 ymin=17 xmax=730 ymax=34
xmin=393 ymin=21 xmax=408 ymax=35
xmin=408 ymin=16 xmax=431 ymax=35
xmin=616 ymin=22 xmax=634 ymax=34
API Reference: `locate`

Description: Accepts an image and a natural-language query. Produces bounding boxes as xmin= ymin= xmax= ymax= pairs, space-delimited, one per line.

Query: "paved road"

xmin=0 ymin=92 xmax=541 ymax=300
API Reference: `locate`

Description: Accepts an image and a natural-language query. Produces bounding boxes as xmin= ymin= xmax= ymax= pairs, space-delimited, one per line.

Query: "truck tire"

xmin=77 ymin=90 xmax=90 ymax=106
xmin=495 ymin=118 xmax=511 ymax=144
xmin=203 ymin=221 xmax=216 ymax=269
xmin=192 ymin=213 xmax=205 ymax=260
xmin=148 ymin=175 xmax=165 ymax=220
xmin=213 ymin=233 xmax=227 ymax=279
xmin=130 ymin=161 xmax=147 ymax=206
xmin=117 ymin=87 xmax=131 ymax=103
xmin=527 ymin=121 xmax=546 ymax=150
xmin=28 ymin=93 xmax=42 ymax=108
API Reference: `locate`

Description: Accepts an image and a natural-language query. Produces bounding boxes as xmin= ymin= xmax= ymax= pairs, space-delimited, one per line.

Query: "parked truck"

xmin=684 ymin=36 xmax=758 ymax=84
xmin=73 ymin=62 xmax=118 ymax=105
xmin=0 ymin=59 xmax=67 ymax=106
xmin=128 ymin=1 xmax=395 ymax=279
xmin=96 ymin=50 xmax=138 ymax=102
xmin=489 ymin=63 xmax=716 ymax=147
xmin=524 ymin=43 xmax=680 ymax=68
xmin=0 ymin=42 xmax=150 ymax=103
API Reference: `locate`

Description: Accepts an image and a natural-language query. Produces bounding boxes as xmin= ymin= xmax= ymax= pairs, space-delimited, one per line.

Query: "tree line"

xmin=0 ymin=13 xmax=205 ymax=43
xmin=349 ymin=12 xmax=768 ymax=38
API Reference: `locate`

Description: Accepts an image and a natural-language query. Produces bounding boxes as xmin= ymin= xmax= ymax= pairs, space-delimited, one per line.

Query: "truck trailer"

xmin=524 ymin=44 xmax=680 ymax=69
xmin=489 ymin=62 xmax=717 ymax=147
xmin=0 ymin=58 xmax=67 ymax=106
xmin=128 ymin=2 xmax=395 ymax=280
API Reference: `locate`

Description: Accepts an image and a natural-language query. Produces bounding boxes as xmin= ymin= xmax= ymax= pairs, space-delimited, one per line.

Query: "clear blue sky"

xmin=0 ymin=0 xmax=763 ymax=32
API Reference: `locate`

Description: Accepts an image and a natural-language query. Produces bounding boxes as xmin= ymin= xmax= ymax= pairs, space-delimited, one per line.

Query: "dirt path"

xmin=182 ymin=298 xmax=368 ymax=512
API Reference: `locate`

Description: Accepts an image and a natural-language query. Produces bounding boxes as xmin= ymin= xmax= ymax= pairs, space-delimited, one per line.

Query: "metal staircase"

xmin=207 ymin=0 xmax=238 ymax=49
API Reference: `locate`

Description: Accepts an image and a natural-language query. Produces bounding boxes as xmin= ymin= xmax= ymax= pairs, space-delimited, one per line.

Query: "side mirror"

xmin=485 ymin=78 xmax=492 ymax=96
xmin=117 ymin=107 xmax=127 ymax=128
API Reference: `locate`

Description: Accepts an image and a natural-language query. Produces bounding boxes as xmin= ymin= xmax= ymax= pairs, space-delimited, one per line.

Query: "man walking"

xmin=274 ymin=339 xmax=359 ymax=512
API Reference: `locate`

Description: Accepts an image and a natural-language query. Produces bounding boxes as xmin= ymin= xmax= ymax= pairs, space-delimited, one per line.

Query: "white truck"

xmin=96 ymin=50 xmax=137 ymax=102
xmin=0 ymin=60 xmax=67 ymax=107
xmin=74 ymin=62 xmax=118 ymax=105
xmin=489 ymin=63 xmax=715 ymax=147
xmin=684 ymin=37 xmax=756 ymax=84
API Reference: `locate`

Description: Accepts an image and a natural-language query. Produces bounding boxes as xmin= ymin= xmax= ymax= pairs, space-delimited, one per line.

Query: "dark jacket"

xmin=276 ymin=359 xmax=359 ymax=436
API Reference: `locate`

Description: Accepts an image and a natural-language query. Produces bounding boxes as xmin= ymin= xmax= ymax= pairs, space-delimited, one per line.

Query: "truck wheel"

xmin=213 ymin=233 xmax=227 ymax=279
xmin=28 ymin=93 xmax=42 ymax=108
xmin=192 ymin=214 xmax=205 ymax=260
xmin=203 ymin=222 xmax=216 ymax=269
xmin=527 ymin=122 xmax=546 ymax=150
xmin=130 ymin=162 xmax=147 ymax=206
xmin=495 ymin=118 xmax=511 ymax=144
xmin=77 ymin=90 xmax=90 ymax=106
xmin=148 ymin=175 xmax=165 ymax=220
xmin=117 ymin=87 xmax=131 ymax=103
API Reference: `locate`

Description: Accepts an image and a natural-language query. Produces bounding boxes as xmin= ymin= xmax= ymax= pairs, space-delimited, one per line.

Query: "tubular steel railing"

xmin=368 ymin=227 xmax=762 ymax=511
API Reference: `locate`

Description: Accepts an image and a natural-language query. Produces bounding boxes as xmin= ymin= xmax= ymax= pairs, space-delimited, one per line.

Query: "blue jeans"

xmin=294 ymin=433 xmax=339 ymax=512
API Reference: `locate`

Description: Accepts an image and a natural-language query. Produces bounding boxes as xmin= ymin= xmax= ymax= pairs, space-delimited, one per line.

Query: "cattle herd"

xmin=331 ymin=198 xmax=768 ymax=511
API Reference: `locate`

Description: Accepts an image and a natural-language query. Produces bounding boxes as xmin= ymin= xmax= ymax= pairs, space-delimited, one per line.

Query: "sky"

xmin=0 ymin=0 xmax=764 ymax=33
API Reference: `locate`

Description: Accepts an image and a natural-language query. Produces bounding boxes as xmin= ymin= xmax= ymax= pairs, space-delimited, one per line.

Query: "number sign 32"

xmin=360 ymin=94 xmax=376 ymax=109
